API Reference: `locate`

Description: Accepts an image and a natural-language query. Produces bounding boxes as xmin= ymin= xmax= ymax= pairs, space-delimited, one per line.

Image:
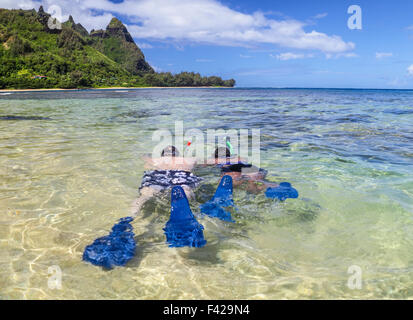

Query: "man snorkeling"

xmin=131 ymin=145 xmax=202 ymax=216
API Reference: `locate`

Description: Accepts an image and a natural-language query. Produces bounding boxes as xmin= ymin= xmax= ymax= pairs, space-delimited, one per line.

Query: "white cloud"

xmin=196 ymin=58 xmax=214 ymax=62
xmin=407 ymin=65 xmax=413 ymax=76
xmin=376 ymin=52 xmax=393 ymax=59
xmin=0 ymin=0 xmax=38 ymax=10
xmin=325 ymin=52 xmax=358 ymax=59
xmin=5 ymin=0 xmax=355 ymax=53
xmin=240 ymin=54 xmax=252 ymax=58
xmin=150 ymin=64 xmax=162 ymax=72
xmin=340 ymin=52 xmax=358 ymax=58
xmin=271 ymin=52 xmax=314 ymax=60
xmin=313 ymin=13 xmax=328 ymax=19
xmin=1 ymin=0 xmax=115 ymax=31
xmin=136 ymin=42 xmax=153 ymax=49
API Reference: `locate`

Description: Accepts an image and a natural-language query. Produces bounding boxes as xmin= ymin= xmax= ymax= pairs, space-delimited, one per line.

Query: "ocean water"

xmin=0 ymin=88 xmax=412 ymax=299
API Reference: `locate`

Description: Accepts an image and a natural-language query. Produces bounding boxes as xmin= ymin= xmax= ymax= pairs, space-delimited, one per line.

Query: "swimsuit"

xmin=140 ymin=170 xmax=203 ymax=190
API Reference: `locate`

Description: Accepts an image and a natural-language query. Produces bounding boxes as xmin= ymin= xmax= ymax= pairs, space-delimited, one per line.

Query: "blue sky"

xmin=4 ymin=0 xmax=413 ymax=88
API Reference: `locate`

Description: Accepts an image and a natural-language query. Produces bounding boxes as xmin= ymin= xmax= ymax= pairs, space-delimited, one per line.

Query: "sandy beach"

xmin=0 ymin=86 xmax=230 ymax=92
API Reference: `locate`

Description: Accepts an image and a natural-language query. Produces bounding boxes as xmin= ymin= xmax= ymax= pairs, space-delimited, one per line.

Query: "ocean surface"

xmin=0 ymin=88 xmax=412 ymax=299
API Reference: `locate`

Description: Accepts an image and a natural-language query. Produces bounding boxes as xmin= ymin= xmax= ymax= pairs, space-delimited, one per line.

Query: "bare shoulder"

xmin=149 ymin=156 xmax=197 ymax=171
xmin=142 ymin=154 xmax=154 ymax=169
xmin=182 ymin=157 xmax=197 ymax=165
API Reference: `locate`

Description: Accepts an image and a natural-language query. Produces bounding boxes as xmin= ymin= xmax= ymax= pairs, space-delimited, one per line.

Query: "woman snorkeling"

xmin=210 ymin=146 xmax=279 ymax=194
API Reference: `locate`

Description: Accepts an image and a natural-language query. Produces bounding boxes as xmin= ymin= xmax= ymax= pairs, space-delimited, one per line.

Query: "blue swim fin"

xmin=83 ymin=217 xmax=136 ymax=269
xmin=200 ymin=175 xmax=235 ymax=222
xmin=163 ymin=186 xmax=207 ymax=248
xmin=265 ymin=182 xmax=298 ymax=201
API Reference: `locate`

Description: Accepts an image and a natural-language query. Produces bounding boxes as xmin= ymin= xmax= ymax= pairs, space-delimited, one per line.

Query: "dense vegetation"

xmin=0 ymin=7 xmax=235 ymax=89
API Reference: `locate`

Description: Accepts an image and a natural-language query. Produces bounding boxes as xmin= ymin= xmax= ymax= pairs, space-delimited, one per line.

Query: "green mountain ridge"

xmin=90 ymin=17 xmax=153 ymax=75
xmin=0 ymin=7 xmax=235 ymax=89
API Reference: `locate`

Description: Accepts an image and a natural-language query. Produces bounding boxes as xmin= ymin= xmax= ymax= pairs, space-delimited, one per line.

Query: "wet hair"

xmin=214 ymin=147 xmax=231 ymax=159
xmin=161 ymin=145 xmax=179 ymax=157
xmin=221 ymin=163 xmax=252 ymax=173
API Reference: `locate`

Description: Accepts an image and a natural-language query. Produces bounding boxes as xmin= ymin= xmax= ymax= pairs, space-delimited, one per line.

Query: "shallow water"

xmin=0 ymin=88 xmax=412 ymax=299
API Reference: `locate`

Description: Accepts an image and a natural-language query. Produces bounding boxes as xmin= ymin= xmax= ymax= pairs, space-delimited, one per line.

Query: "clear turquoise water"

xmin=0 ymin=88 xmax=412 ymax=299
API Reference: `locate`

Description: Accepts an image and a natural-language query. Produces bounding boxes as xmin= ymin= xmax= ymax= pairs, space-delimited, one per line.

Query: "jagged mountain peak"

xmin=105 ymin=17 xmax=134 ymax=43
xmin=62 ymin=15 xmax=89 ymax=37
xmin=107 ymin=17 xmax=124 ymax=29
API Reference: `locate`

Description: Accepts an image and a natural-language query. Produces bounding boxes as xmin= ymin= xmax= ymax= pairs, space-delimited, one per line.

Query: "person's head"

xmin=214 ymin=147 xmax=231 ymax=160
xmin=161 ymin=145 xmax=179 ymax=157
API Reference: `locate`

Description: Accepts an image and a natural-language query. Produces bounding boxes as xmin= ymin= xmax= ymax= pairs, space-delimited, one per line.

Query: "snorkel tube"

xmin=225 ymin=139 xmax=234 ymax=155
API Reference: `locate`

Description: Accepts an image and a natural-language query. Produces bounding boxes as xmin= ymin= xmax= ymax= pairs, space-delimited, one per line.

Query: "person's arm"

xmin=130 ymin=187 xmax=161 ymax=217
xmin=245 ymin=180 xmax=279 ymax=194
xmin=142 ymin=154 xmax=155 ymax=170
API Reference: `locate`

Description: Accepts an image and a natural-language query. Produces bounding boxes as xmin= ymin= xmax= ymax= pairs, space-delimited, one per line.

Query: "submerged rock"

xmin=0 ymin=115 xmax=51 ymax=120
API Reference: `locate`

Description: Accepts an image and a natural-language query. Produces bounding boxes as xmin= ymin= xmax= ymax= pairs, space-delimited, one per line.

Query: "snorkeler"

xmin=206 ymin=146 xmax=277 ymax=193
xmin=210 ymin=146 xmax=298 ymax=200
xmin=84 ymin=146 xmax=206 ymax=268
xmin=130 ymin=145 xmax=202 ymax=216
xmin=83 ymin=145 xmax=297 ymax=268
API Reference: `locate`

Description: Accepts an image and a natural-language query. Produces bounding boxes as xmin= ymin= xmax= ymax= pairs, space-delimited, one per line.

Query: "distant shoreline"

xmin=0 ymin=86 xmax=232 ymax=92
xmin=1 ymin=87 xmax=412 ymax=93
